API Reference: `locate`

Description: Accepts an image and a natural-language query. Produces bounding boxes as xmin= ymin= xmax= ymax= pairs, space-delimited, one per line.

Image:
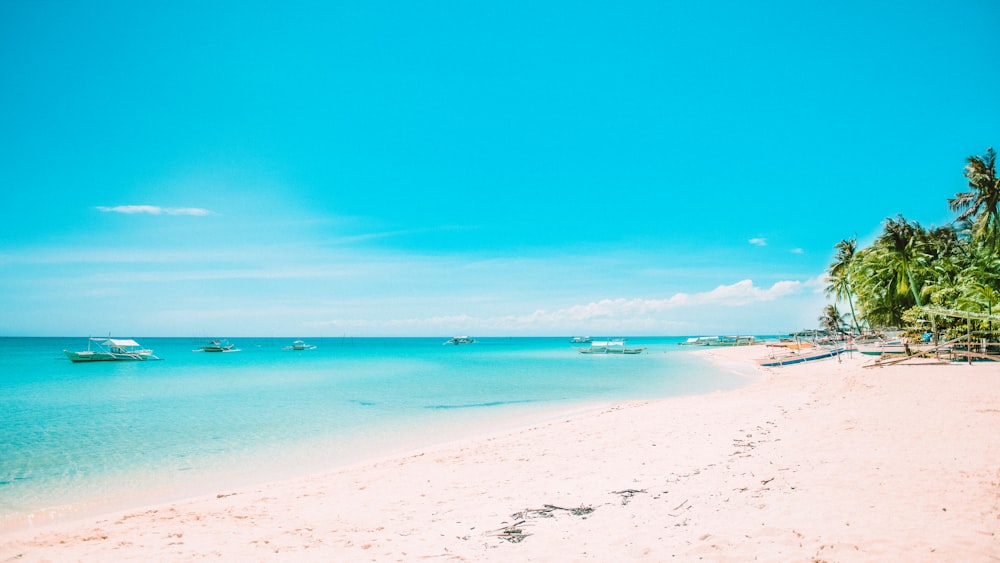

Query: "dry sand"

xmin=3 ymin=346 xmax=999 ymax=561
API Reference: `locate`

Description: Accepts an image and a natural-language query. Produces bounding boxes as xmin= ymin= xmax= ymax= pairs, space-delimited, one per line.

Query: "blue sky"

xmin=1 ymin=0 xmax=998 ymax=337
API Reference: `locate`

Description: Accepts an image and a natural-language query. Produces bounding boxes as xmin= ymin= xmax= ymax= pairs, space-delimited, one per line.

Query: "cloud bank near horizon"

xmin=304 ymin=278 xmax=811 ymax=334
xmin=96 ymin=205 xmax=213 ymax=216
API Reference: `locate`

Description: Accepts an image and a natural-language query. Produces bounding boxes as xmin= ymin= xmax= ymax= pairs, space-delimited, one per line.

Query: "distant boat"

xmin=444 ymin=336 xmax=475 ymax=345
xmin=194 ymin=339 xmax=239 ymax=353
xmin=284 ymin=340 xmax=317 ymax=351
xmin=64 ymin=337 xmax=160 ymax=362
xmin=680 ymin=336 xmax=756 ymax=346
xmin=570 ymin=336 xmax=592 ymax=343
xmin=577 ymin=339 xmax=646 ymax=355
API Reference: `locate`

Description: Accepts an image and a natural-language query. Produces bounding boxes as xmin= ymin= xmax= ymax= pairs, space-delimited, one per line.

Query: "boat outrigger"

xmin=64 ymin=337 xmax=161 ymax=362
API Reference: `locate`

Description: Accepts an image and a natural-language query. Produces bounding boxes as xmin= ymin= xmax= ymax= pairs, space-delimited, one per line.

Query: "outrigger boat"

xmin=284 ymin=340 xmax=317 ymax=351
xmin=64 ymin=337 xmax=160 ymax=362
xmin=680 ymin=335 xmax=756 ymax=346
xmin=444 ymin=336 xmax=475 ymax=345
xmin=194 ymin=339 xmax=239 ymax=352
xmin=760 ymin=346 xmax=846 ymax=367
xmin=577 ymin=339 xmax=646 ymax=354
xmin=856 ymin=340 xmax=906 ymax=356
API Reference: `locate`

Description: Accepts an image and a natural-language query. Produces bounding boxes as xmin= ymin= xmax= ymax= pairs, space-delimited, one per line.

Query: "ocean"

xmin=0 ymin=336 xmax=756 ymax=528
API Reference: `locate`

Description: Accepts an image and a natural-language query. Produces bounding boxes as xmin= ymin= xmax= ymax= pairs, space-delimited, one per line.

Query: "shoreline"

xmin=3 ymin=346 xmax=998 ymax=560
xmin=0 ymin=342 xmax=745 ymax=534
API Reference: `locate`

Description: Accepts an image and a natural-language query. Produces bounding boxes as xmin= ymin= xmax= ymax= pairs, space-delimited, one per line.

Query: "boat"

xmin=570 ymin=336 xmax=592 ymax=343
xmin=577 ymin=339 xmax=646 ymax=354
xmin=767 ymin=341 xmax=814 ymax=351
xmin=679 ymin=335 xmax=756 ymax=346
xmin=709 ymin=335 xmax=756 ymax=346
xmin=680 ymin=336 xmax=713 ymax=345
xmin=444 ymin=336 xmax=475 ymax=345
xmin=856 ymin=340 xmax=905 ymax=356
xmin=284 ymin=340 xmax=317 ymax=351
xmin=759 ymin=346 xmax=846 ymax=367
xmin=64 ymin=337 xmax=160 ymax=362
xmin=194 ymin=339 xmax=239 ymax=352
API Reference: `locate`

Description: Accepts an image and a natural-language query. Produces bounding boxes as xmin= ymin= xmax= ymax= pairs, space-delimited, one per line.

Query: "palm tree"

xmin=873 ymin=215 xmax=927 ymax=308
xmin=957 ymin=240 xmax=1000 ymax=331
xmin=949 ymin=147 xmax=1000 ymax=250
xmin=826 ymin=237 xmax=862 ymax=333
xmin=852 ymin=247 xmax=907 ymax=327
xmin=819 ymin=304 xmax=845 ymax=335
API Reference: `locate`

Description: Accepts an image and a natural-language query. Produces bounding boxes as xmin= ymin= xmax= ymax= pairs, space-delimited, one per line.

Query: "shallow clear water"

xmin=0 ymin=336 xmax=753 ymax=525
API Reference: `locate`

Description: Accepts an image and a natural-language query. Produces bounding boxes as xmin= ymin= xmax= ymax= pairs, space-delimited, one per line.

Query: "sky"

xmin=1 ymin=0 xmax=998 ymax=337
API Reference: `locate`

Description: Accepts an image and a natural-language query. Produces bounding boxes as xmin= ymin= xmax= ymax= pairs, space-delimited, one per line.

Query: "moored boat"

xmin=284 ymin=340 xmax=317 ymax=351
xmin=64 ymin=337 xmax=160 ymax=362
xmin=578 ymin=339 xmax=646 ymax=354
xmin=194 ymin=339 xmax=238 ymax=352
xmin=760 ymin=346 xmax=846 ymax=367
xmin=444 ymin=336 xmax=475 ymax=345
xmin=856 ymin=340 xmax=905 ymax=356
xmin=679 ymin=335 xmax=757 ymax=346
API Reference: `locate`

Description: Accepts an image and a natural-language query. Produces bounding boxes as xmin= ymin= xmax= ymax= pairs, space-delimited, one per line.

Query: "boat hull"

xmin=760 ymin=347 xmax=844 ymax=367
xmin=63 ymin=350 xmax=157 ymax=362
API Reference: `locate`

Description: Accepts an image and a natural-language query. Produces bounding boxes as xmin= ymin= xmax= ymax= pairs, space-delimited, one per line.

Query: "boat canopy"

xmin=98 ymin=338 xmax=141 ymax=347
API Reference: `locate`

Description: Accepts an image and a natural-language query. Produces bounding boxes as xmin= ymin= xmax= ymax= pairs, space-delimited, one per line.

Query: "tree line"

xmin=823 ymin=147 xmax=999 ymax=338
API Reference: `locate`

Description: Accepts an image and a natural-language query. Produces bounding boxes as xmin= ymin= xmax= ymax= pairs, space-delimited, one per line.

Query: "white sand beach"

xmin=3 ymin=346 xmax=998 ymax=561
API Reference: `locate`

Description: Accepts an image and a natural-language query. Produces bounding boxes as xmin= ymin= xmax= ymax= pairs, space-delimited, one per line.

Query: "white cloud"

xmin=304 ymin=279 xmax=806 ymax=334
xmin=805 ymin=273 xmax=829 ymax=293
xmin=96 ymin=205 xmax=213 ymax=216
xmin=748 ymin=237 xmax=767 ymax=246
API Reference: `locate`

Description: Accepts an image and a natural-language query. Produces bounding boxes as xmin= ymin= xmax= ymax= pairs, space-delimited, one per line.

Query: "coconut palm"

xmin=872 ymin=215 xmax=927 ymax=308
xmin=956 ymin=240 xmax=1000 ymax=330
xmin=826 ymin=237 xmax=862 ymax=333
xmin=819 ymin=304 xmax=846 ymax=335
xmin=852 ymin=246 xmax=907 ymax=327
xmin=917 ymin=225 xmax=963 ymax=305
xmin=949 ymin=147 xmax=1000 ymax=249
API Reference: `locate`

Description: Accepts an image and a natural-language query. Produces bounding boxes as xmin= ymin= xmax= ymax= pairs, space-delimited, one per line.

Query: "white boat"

xmin=444 ymin=336 xmax=475 ymax=345
xmin=856 ymin=340 xmax=905 ymax=356
xmin=570 ymin=336 xmax=592 ymax=343
xmin=680 ymin=335 xmax=756 ymax=346
xmin=760 ymin=346 xmax=846 ymax=367
xmin=64 ymin=337 xmax=160 ymax=362
xmin=284 ymin=340 xmax=317 ymax=351
xmin=679 ymin=336 xmax=719 ymax=346
xmin=578 ymin=339 xmax=646 ymax=354
xmin=194 ymin=339 xmax=239 ymax=352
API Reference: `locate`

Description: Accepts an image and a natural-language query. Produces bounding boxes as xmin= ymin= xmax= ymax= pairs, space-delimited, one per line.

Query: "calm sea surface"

xmin=0 ymin=336 xmax=758 ymax=527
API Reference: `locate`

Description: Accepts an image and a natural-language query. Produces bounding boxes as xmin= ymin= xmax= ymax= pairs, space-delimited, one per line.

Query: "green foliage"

xmin=824 ymin=147 xmax=1000 ymax=333
xmin=818 ymin=304 xmax=846 ymax=335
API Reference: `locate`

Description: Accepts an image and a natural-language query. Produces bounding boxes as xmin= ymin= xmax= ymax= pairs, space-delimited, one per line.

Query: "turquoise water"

xmin=0 ymin=336 xmax=754 ymax=526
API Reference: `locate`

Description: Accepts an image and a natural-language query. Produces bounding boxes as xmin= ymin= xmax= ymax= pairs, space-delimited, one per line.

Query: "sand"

xmin=3 ymin=346 xmax=999 ymax=561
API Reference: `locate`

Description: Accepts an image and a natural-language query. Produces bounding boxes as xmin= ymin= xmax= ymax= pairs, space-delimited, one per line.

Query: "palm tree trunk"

xmin=906 ymin=267 xmax=923 ymax=307
xmin=846 ymin=291 xmax=861 ymax=334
